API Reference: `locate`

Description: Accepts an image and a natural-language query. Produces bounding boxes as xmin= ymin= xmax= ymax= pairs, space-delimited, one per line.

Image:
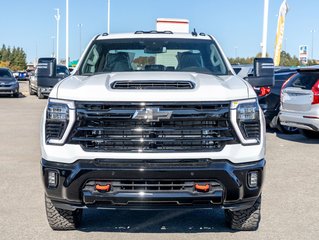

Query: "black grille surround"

xmin=45 ymin=121 xmax=68 ymax=141
xmin=241 ymin=121 xmax=261 ymax=140
xmin=111 ymin=81 xmax=195 ymax=90
xmin=67 ymin=102 xmax=239 ymax=152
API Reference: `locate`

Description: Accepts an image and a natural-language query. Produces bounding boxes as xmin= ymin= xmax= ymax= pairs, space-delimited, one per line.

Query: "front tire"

xmin=45 ymin=195 xmax=82 ymax=230
xmin=37 ymin=88 xmax=44 ymax=99
xmin=13 ymin=91 xmax=19 ymax=98
xmin=225 ymin=196 xmax=261 ymax=231
xmin=29 ymin=83 xmax=36 ymax=95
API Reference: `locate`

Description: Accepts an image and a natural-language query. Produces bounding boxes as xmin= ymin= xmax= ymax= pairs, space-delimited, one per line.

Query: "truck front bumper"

xmin=39 ymin=87 xmax=53 ymax=96
xmin=42 ymin=158 xmax=265 ymax=211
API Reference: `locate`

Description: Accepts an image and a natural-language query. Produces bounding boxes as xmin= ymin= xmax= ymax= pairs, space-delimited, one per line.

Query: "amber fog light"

xmin=248 ymin=171 xmax=258 ymax=188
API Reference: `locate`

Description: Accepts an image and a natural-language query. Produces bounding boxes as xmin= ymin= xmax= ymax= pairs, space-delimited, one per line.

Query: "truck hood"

xmin=53 ymin=72 xmax=255 ymax=101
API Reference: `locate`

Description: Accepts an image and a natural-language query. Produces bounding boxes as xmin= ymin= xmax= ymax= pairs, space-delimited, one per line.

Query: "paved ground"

xmin=0 ymin=81 xmax=318 ymax=240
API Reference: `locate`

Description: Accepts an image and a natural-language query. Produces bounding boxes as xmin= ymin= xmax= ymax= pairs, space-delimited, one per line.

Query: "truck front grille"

xmin=68 ymin=102 xmax=238 ymax=152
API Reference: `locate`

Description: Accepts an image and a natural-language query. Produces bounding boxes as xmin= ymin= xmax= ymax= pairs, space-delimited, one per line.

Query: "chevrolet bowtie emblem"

xmin=132 ymin=108 xmax=172 ymax=122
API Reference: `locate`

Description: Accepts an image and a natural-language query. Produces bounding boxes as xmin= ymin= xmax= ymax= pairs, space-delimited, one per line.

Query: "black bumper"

xmin=38 ymin=86 xmax=53 ymax=96
xmin=42 ymin=158 xmax=265 ymax=211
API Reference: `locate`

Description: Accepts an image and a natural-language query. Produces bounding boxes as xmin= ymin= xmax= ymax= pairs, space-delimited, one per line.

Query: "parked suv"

xmin=280 ymin=68 xmax=319 ymax=138
xmin=41 ymin=32 xmax=274 ymax=231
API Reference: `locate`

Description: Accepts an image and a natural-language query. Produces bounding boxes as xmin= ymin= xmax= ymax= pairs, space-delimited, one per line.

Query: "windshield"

xmin=57 ymin=66 xmax=70 ymax=76
xmin=0 ymin=69 xmax=12 ymax=78
xmin=79 ymin=38 xmax=229 ymax=76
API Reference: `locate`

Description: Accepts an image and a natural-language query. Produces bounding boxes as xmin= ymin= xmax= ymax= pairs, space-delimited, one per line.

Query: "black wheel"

xmin=225 ymin=196 xmax=261 ymax=231
xmin=45 ymin=195 xmax=82 ymax=230
xmin=13 ymin=91 xmax=19 ymax=98
xmin=37 ymin=88 xmax=44 ymax=99
xmin=278 ymin=123 xmax=299 ymax=134
xmin=300 ymin=129 xmax=319 ymax=139
xmin=275 ymin=116 xmax=299 ymax=134
xmin=29 ymin=83 xmax=36 ymax=95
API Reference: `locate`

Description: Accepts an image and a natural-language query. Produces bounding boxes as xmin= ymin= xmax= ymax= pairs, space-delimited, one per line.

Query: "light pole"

xmin=261 ymin=0 xmax=269 ymax=57
xmin=35 ymin=42 xmax=38 ymax=66
xmin=78 ymin=24 xmax=83 ymax=58
xmin=311 ymin=29 xmax=315 ymax=60
xmin=54 ymin=8 xmax=60 ymax=63
xmin=66 ymin=0 xmax=69 ymax=68
xmin=107 ymin=0 xmax=111 ymax=33
xmin=234 ymin=46 xmax=238 ymax=58
xmin=51 ymin=36 xmax=55 ymax=57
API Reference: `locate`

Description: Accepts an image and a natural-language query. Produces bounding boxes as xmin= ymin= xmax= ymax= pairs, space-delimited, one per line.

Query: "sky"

xmin=0 ymin=0 xmax=317 ymax=63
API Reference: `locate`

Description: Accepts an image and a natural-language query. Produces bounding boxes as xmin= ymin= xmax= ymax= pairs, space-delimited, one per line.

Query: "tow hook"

xmin=95 ymin=184 xmax=111 ymax=192
xmin=194 ymin=183 xmax=210 ymax=192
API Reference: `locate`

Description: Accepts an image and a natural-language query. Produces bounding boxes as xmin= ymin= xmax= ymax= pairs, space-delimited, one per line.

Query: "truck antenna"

xmin=192 ymin=28 xmax=198 ymax=36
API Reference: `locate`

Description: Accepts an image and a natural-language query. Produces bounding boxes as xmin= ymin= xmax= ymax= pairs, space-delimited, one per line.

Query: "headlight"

xmin=47 ymin=104 xmax=69 ymax=121
xmin=237 ymin=101 xmax=259 ymax=122
xmin=231 ymin=99 xmax=261 ymax=144
xmin=45 ymin=99 xmax=75 ymax=145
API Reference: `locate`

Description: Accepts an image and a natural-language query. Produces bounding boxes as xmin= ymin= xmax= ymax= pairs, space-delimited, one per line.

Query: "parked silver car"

xmin=279 ymin=68 xmax=319 ymax=138
xmin=0 ymin=68 xmax=19 ymax=98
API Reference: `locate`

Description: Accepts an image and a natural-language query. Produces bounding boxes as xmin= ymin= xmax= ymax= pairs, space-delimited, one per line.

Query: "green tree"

xmin=228 ymin=53 xmax=268 ymax=65
xmin=0 ymin=44 xmax=27 ymax=70
xmin=1 ymin=45 xmax=10 ymax=62
xmin=279 ymin=51 xmax=299 ymax=66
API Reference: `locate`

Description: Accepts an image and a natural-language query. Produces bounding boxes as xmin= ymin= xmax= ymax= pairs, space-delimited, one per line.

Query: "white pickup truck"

xmin=41 ymin=31 xmax=274 ymax=231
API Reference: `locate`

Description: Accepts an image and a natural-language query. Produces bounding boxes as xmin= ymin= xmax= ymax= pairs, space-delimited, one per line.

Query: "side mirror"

xmin=247 ymin=58 xmax=274 ymax=87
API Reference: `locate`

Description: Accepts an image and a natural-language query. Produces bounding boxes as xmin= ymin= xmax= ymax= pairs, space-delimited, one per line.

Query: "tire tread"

xmin=225 ymin=197 xmax=261 ymax=231
xmin=45 ymin=195 xmax=82 ymax=230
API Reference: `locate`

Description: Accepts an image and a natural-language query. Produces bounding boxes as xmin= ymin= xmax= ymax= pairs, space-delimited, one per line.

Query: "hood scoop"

xmin=111 ymin=80 xmax=195 ymax=90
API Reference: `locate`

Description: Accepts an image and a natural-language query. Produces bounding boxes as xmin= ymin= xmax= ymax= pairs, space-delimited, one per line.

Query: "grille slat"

xmin=242 ymin=122 xmax=261 ymax=139
xmin=45 ymin=121 xmax=67 ymax=141
xmin=72 ymin=136 xmax=234 ymax=142
xmin=68 ymin=102 xmax=238 ymax=152
xmin=77 ymin=126 xmax=230 ymax=132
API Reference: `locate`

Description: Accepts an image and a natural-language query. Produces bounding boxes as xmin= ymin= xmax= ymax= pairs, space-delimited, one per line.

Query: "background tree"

xmin=229 ymin=51 xmax=318 ymax=67
xmin=279 ymin=51 xmax=299 ymax=66
xmin=0 ymin=44 xmax=27 ymax=70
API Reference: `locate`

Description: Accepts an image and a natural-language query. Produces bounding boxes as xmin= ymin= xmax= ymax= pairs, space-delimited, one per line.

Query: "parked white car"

xmin=279 ymin=68 xmax=319 ymax=138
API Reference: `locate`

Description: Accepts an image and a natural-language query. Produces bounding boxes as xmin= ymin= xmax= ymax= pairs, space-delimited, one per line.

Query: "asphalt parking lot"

xmin=0 ymin=81 xmax=318 ymax=240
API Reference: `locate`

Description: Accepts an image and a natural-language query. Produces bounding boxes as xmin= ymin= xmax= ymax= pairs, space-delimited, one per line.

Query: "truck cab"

xmin=41 ymin=31 xmax=274 ymax=231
